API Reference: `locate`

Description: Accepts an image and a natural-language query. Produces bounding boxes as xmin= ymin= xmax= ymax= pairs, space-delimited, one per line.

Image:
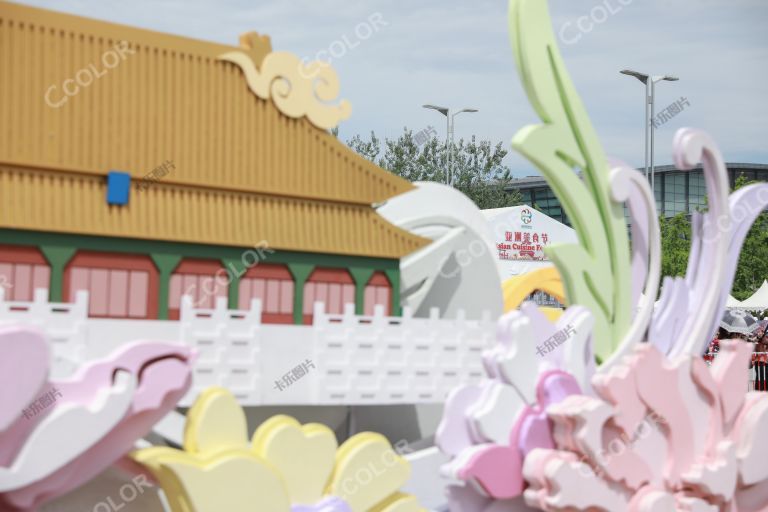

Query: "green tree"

xmin=731 ymin=174 xmax=768 ymax=300
xmin=346 ymin=128 xmax=521 ymax=209
xmin=658 ymin=173 xmax=768 ymax=300
xmin=659 ymin=212 xmax=692 ymax=279
xmin=347 ymin=131 xmax=382 ymax=163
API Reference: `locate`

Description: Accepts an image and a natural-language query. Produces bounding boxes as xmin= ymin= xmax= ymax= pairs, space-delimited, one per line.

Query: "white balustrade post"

xmin=249 ymin=298 xmax=263 ymax=325
xmin=180 ymin=295 xmax=193 ymax=321
xmin=313 ymin=301 xmax=326 ymax=326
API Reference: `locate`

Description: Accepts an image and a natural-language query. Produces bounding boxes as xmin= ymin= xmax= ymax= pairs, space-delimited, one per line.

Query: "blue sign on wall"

xmin=107 ymin=171 xmax=131 ymax=205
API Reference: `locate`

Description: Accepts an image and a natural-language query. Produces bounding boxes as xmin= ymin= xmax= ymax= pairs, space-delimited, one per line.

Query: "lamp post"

xmin=619 ymin=70 xmax=678 ymax=209
xmin=422 ymin=105 xmax=478 ymax=186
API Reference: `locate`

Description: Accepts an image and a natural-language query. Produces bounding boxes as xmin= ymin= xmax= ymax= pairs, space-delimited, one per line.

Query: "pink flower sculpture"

xmin=523 ymin=340 xmax=768 ymax=510
xmin=436 ymin=304 xmax=594 ymax=508
xmin=0 ymin=325 xmax=194 ymax=511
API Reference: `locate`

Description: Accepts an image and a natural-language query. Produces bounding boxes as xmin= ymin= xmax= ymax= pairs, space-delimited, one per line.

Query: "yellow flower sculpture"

xmin=133 ymin=387 xmax=423 ymax=512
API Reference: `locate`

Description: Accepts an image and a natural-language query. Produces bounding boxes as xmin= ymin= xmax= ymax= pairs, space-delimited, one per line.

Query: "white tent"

xmin=738 ymin=280 xmax=768 ymax=310
xmin=726 ymin=295 xmax=744 ymax=308
xmin=482 ymin=205 xmax=577 ymax=280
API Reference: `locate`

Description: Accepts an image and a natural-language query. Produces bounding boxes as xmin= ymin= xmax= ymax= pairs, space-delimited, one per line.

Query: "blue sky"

xmin=14 ymin=0 xmax=768 ymax=177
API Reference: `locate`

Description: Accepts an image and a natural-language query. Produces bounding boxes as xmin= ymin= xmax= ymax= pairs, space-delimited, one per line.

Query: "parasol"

xmin=720 ymin=309 xmax=761 ymax=335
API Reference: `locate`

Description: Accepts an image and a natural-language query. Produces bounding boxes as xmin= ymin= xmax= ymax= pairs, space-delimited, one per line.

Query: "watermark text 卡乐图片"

xmin=273 ymin=359 xmax=315 ymax=391
xmin=137 ymin=160 xmax=175 ymax=192
xmin=536 ymin=324 xmax=576 ymax=357
xmin=414 ymin=125 xmax=438 ymax=147
xmin=22 ymin=387 xmax=62 ymax=420
xmin=652 ymin=97 xmax=690 ymax=129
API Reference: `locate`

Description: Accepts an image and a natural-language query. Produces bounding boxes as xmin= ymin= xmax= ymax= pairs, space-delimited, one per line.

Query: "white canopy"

xmin=481 ymin=205 xmax=577 ymax=280
xmin=738 ymin=280 xmax=768 ymax=310
xmin=726 ymin=295 xmax=744 ymax=308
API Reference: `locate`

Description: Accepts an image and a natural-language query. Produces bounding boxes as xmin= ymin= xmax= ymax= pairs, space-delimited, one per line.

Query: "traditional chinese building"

xmin=0 ymin=2 xmax=429 ymax=323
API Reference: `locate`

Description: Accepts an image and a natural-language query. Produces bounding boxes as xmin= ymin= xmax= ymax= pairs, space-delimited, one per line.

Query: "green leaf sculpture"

xmin=508 ymin=0 xmax=632 ymax=359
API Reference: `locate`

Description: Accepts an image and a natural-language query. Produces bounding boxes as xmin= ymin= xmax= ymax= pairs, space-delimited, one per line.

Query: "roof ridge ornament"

xmin=219 ymin=33 xmax=352 ymax=130
xmin=238 ymin=31 xmax=273 ymax=69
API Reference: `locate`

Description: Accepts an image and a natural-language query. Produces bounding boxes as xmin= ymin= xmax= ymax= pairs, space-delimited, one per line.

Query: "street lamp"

xmin=423 ymin=105 xmax=478 ymax=186
xmin=620 ymin=70 xmax=678 ymax=208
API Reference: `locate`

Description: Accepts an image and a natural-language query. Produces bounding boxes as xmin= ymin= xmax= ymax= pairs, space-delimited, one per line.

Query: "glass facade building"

xmin=508 ymin=164 xmax=768 ymax=226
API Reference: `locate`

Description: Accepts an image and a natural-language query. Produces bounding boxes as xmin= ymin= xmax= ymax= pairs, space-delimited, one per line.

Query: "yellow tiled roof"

xmin=0 ymin=163 xmax=425 ymax=258
xmin=0 ymin=2 xmax=429 ymax=258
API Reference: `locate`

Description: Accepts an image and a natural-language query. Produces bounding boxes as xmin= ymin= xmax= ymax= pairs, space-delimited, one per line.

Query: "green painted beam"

xmin=150 ymin=254 xmax=182 ymax=320
xmin=384 ymin=268 xmax=401 ymax=316
xmin=0 ymin=229 xmax=398 ymax=270
xmin=39 ymin=245 xmax=76 ymax=301
xmin=349 ymin=268 xmax=375 ymax=315
xmin=221 ymin=257 xmax=247 ymax=309
xmin=288 ymin=263 xmax=315 ymax=324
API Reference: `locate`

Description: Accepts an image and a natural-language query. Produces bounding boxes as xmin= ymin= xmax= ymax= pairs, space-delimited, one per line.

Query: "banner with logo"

xmin=482 ymin=205 xmax=578 ymax=278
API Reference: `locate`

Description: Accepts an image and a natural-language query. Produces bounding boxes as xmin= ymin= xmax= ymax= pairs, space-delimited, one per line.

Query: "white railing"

xmin=0 ymin=289 xmax=496 ymax=406
xmin=179 ymin=295 xmax=279 ymax=405
xmin=311 ymin=303 xmax=492 ymax=404
xmin=178 ymin=297 xmax=494 ymax=406
xmin=0 ymin=288 xmax=89 ymax=378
